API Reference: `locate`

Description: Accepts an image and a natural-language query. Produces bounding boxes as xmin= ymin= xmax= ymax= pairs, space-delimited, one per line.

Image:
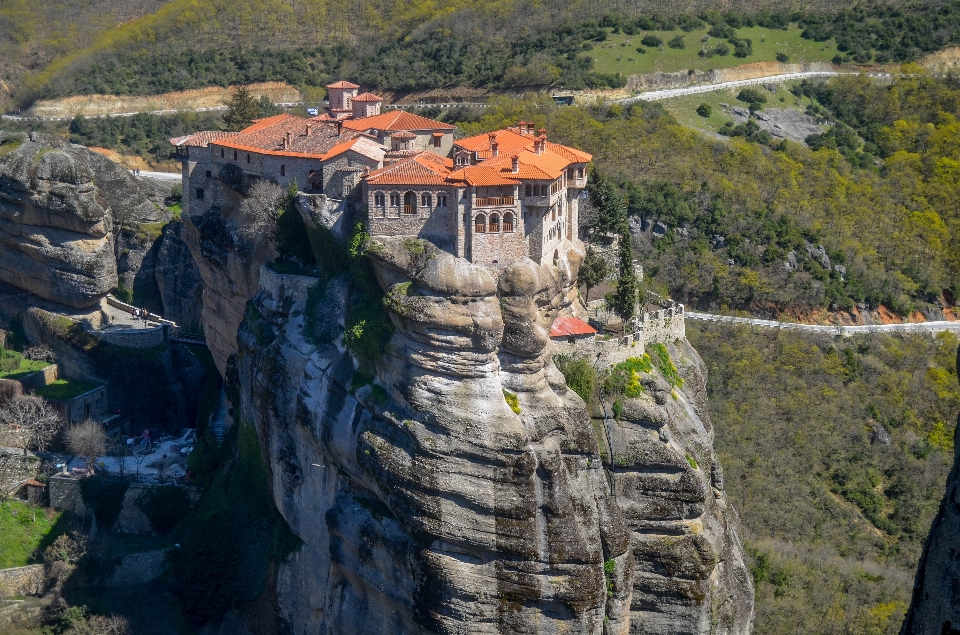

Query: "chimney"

xmin=305 ymin=124 xmax=312 ymax=136
xmin=511 ymin=156 xmax=519 ymax=173
xmin=286 ymin=131 xmax=292 ymax=147
xmin=336 ymin=121 xmax=343 ymax=136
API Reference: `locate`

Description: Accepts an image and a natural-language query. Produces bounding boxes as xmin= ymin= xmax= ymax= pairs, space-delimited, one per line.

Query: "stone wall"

xmin=50 ymin=385 xmax=108 ymax=424
xmin=0 ymin=565 xmax=45 ymax=598
xmin=258 ymin=266 xmax=320 ymax=304
xmin=49 ymin=477 xmax=198 ymax=534
xmin=640 ymin=303 xmax=686 ymax=345
xmin=16 ymin=364 xmax=58 ymax=392
xmin=107 ymin=549 xmax=170 ymax=587
xmin=366 ymin=187 xmax=459 ymax=256
xmin=96 ymin=325 xmax=167 ymax=349
xmin=0 ymin=449 xmax=43 ymax=486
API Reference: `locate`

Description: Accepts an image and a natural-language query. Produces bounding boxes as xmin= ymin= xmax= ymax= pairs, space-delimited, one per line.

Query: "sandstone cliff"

xmin=231 ymin=235 xmax=753 ymax=634
xmin=901 ymin=345 xmax=960 ymax=635
xmin=0 ymin=131 xmax=170 ymax=310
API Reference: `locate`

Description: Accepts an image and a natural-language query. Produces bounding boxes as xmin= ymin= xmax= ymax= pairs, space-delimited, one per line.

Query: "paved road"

xmin=1 ymin=102 xmax=302 ymax=122
xmin=134 ymin=170 xmax=181 ymax=181
xmin=686 ymin=310 xmax=960 ymax=335
xmin=618 ymin=71 xmax=895 ymax=103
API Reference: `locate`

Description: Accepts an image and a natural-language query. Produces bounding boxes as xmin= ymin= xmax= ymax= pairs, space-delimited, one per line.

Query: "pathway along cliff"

xmin=185 ymin=183 xmax=754 ymax=633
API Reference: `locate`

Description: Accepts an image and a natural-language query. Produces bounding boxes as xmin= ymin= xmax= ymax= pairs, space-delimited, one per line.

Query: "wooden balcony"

xmin=403 ymin=205 xmax=415 ymax=215
xmin=475 ymin=196 xmax=515 ymax=207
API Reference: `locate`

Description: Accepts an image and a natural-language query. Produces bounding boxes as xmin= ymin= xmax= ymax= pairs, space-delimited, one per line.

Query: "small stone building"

xmin=47 ymin=384 xmax=108 ymax=424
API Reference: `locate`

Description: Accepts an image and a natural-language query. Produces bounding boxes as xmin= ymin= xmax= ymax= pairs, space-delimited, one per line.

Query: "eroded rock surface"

xmin=234 ymin=234 xmax=753 ymax=634
xmin=0 ymin=131 xmax=171 ymax=309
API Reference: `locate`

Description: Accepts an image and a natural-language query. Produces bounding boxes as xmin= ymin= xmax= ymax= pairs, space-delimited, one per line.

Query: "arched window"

xmin=421 ymin=193 xmax=432 ymax=207
xmin=436 ymin=194 xmax=447 ymax=207
xmin=489 ymin=213 xmax=500 ymax=232
xmin=390 ymin=192 xmax=401 ymax=207
xmin=403 ymin=191 xmax=416 ymax=215
xmin=503 ymin=212 xmax=515 ymax=232
xmin=221 ymin=148 xmax=225 ymax=158
xmin=374 ymin=192 xmax=385 ymax=206
xmin=247 ymin=153 xmax=251 ymax=164
xmin=475 ymin=214 xmax=487 ymax=233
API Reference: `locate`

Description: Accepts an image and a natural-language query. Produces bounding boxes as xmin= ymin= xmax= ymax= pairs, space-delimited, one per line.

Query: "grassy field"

xmin=589 ymin=25 xmax=840 ymax=77
xmin=0 ymin=358 xmax=51 ymax=380
xmin=656 ymin=80 xmax=819 ymax=133
xmin=0 ymin=500 xmax=63 ymax=568
xmin=33 ymin=379 xmax=102 ymax=401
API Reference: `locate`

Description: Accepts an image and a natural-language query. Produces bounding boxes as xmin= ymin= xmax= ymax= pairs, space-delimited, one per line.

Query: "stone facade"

xmin=48 ymin=385 xmax=108 ymax=424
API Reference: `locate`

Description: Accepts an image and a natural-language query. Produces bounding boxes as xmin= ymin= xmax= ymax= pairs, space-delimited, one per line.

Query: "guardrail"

xmin=686 ymin=311 xmax=960 ymax=335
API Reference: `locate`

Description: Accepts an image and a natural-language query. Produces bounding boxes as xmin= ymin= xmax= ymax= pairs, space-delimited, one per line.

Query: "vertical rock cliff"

xmin=901 ymin=345 xmax=960 ymax=635
xmin=231 ymin=235 xmax=753 ymax=634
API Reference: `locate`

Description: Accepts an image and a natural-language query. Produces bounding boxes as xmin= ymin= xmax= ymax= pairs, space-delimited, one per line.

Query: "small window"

xmin=421 ymin=193 xmax=432 ymax=207
xmin=489 ymin=213 xmax=500 ymax=233
xmin=475 ymin=214 xmax=486 ymax=233
xmin=206 ymin=170 xmax=212 ymax=178
xmin=503 ymin=212 xmax=515 ymax=232
xmin=280 ymin=165 xmax=286 ymax=176
xmin=437 ymin=194 xmax=447 ymax=207
xmin=246 ymin=153 xmax=251 ymax=164
xmin=552 ymin=208 xmax=556 ymax=221
xmin=234 ymin=150 xmax=238 ymax=160
xmin=221 ymin=148 xmax=225 ymax=158
xmin=196 ymin=188 xmax=205 ymax=200
xmin=433 ymin=135 xmax=441 ymax=148
xmin=525 ymin=184 xmax=531 ymax=197
xmin=390 ymin=193 xmax=400 ymax=207
xmin=375 ymin=193 xmax=385 ymax=206
xmin=578 ymin=167 xmax=584 ymax=178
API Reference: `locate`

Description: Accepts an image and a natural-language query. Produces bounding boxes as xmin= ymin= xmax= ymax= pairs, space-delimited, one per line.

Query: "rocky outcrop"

xmin=0 ymin=131 xmax=171 ymax=309
xmin=155 ymin=220 xmax=203 ymax=328
xmin=901 ymin=345 xmax=960 ymax=635
xmin=233 ymin=234 xmax=753 ymax=634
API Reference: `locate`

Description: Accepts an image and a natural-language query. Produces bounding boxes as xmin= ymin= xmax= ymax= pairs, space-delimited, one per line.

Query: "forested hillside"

xmin=689 ymin=325 xmax=958 ymax=635
xmin=7 ymin=0 xmax=960 ymax=111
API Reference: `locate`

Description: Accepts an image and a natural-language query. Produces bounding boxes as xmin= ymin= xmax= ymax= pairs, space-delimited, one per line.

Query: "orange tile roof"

xmin=365 ymin=153 xmax=451 ymax=186
xmin=169 ymin=131 xmax=238 ymax=147
xmin=352 ymin=92 xmax=383 ymax=102
xmin=550 ymin=316 xmax=597 ymax=338
xmin=455 ymin=128 xmax=534 ymax=159
xmin=322 ymin=137 xmax=386 ymax=162
xmin=447 ymin=165 xmax=519 ymax=187
xmin=545 ymin=141 xmax=592 ymax=163
xmin=210 ymin=114 xmax=370 ymax=158
xmin=327 ymin=80 xmax=360 ymax=89
xmin=342 ymin=110 xmax=456 ymax=133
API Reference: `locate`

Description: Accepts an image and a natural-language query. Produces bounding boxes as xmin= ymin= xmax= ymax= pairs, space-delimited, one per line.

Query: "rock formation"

xmin=901 ymin=344 xmax=960 ymax=635
xmin=232 ymin=233 xmax=753 ymax=633
xmin=0 ymin=131 xmax=170 ymax=309
xmin=155 ymin=221 xmax=203 ymax=328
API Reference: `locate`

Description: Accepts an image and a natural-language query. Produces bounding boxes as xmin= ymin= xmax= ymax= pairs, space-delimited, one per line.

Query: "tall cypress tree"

xmin=223 ymin=86 xmax=260 ymax=132
xmin=587 ymin=166 xmax=627 ymax=237
xmin=609 ymin=232 xmax=640 ymax=328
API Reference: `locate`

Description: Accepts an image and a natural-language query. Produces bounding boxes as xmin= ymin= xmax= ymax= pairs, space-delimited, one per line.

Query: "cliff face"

xmin=901 ymin=345 xmax=960 ymax=635
xmin=0 ymin=131 xmax=170 ymax=309
xmin=233 ymin=236 xmax=753 ymax=634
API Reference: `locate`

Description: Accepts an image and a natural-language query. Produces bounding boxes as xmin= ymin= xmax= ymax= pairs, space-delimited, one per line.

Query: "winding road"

xmin=685 ymin=310 xmax=960 ymax=335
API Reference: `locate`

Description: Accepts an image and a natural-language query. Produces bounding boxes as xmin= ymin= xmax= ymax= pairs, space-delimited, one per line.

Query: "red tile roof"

xmin=210 ymin=114 xmax=375 ymax=158
xmin=327 ymin=80 xmax=360 ymax=89
xmin=342 ymin=110 xmax=456 ymax=133
xmin=169 ymin=131 xmax=239 ymax=147
xmin=455 ymin=128 xmax=534 ymax=159
xmin=352 ymin=92 xmax=383 ymax=102
xmin=365 ymin=152 xmax=451 ymax=186
xmin=549 ymin=316 xmax=597 ymax=338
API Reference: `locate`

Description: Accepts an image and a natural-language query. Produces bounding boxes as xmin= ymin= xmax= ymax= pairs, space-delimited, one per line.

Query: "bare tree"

xmin=65 ymin=419 xmax=107 ymax=474
xmin=24 ymin=344 xmax=56 ymax=363
xmin=236 ymin=180 xmax=284 ymax=245
xmin=132 ymin=448 xmax=148 ymax=478
xmin=0 ymin=395 xmax=62 ymax=456
xmin=110 ymin=437 xmax=128 ymax=478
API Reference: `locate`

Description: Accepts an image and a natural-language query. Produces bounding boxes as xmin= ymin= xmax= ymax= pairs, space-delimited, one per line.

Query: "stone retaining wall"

xmin=0 ymin=450 xmax=43 ymax=486
xmin=16 ymin=365 xmax=58 ymax=392
xmin=0 ymin=565 xmax=45 ymax=597
xmin=49 ymin=477 xmax=198 ymax=534
xmin=96 ymin=325 xmax=167 ymax=349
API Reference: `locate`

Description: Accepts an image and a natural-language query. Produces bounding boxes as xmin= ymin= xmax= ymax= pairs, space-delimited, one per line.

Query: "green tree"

xmin=587 ymin=167 xmax=626 ymax=237
xmin=580 ymin=245 xmax=609 ymax=302
xmin=223 ymin=86 xmax=260 ymax=132
xmin=609 ymin=233 xmax=640 ymax=326
xmin=696 ymin=103 xmax=712 ymax=117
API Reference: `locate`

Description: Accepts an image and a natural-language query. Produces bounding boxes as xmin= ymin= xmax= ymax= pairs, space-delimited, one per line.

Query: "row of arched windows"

xmin=475 ymin=212 xmax=515 ymax=233
xmin=372 ymin=191 xmax=448 ymax=211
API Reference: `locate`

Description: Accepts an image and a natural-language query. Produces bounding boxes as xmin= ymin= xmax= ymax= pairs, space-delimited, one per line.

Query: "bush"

xmin=668 ymin=36 xmax=685 ymax=49
xmin=503 ymin=390 xmax=521 ymax=414
xmin=635 ymin=47 xmax=647 ymax=54
xmin=603 ymin=356 xmax=653 ymax=398
xmin=0 ymin=348 xmax=22 ymax=373
xmin=714 ymin=42 xmax=730 ymax=56
xmin=776 ymin=52 xmax=790 ymax=63
xmin=556 ymin=357 xmax=597 ymax=403
xmin=736 ymin=87 xmax=767 ymax=105
xmin=640 ymin=35 xmax=663 ymax=48
xmin=696 ymin=103 xmax=712 ymax=117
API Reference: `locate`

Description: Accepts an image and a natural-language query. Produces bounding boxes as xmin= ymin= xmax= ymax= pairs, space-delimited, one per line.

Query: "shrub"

xmin=640 ymin=35 xmax=663 ymax=48
xmin=776 ymin=52 xmax=790 ymax=63
xmin=603 ymin=355 xmax=653 ymax=398
xmin=503 ymin=390 xmax=521 ymax=414
xmin=736 ymin=87 xmax=767 ymax=105
xmin=635 ymin=47 xmax=647 ymax=54
xmin=649 ymin=343 xmax=684 ymax=388
xmin=556 ymin=357 xmax=597 ymax=403
xmin=696 ymin=103 xmax=712 ymax=117
xmin=0 ymin=348 xmax=22 ymax=373
xmin=714 ymin=42 xmax=730 ymax=56
xmin=668 ymin=36 xmax=685 ymax=49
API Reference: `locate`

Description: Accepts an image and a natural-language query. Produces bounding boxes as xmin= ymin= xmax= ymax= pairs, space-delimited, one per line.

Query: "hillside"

xmin=6 ymin=0 xmax=960 ymax=112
